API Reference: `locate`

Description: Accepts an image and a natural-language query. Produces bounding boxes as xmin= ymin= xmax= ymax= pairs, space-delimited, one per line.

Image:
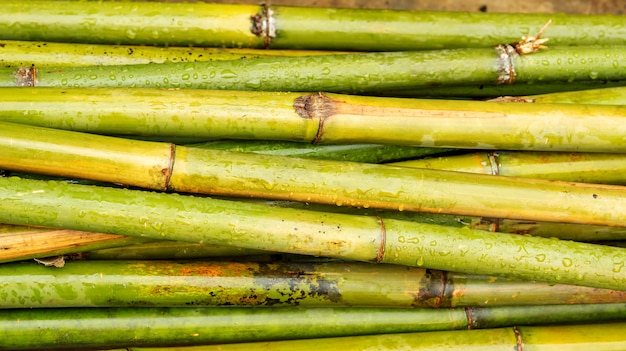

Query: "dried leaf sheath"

xmin=0 ymin=176 xmax=625 ymax=290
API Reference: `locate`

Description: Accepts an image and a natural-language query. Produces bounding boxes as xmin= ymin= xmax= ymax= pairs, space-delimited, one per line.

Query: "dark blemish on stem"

xmin=593 ymin=194 xmax=598 ymax=199
xmin=15 ymin=65 xmax=37 ymax=86
xmin=293 ymin=92 xmax=336 ymax=144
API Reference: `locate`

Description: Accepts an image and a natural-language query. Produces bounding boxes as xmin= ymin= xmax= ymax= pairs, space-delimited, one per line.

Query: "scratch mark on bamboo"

xmin=465 ymin=306 xmax=475 ymax=329
xmin=161 ymin=143 xmax=175 ymax=191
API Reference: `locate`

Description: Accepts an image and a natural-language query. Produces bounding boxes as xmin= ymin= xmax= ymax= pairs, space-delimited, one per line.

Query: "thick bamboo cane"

xmin=118 ymin=322 xmax=626 ymax=351
xmin=1 ymin=122 xmax=625 ymax=227
xmin=1 ymin=1 xmax=625 ymax=50
xmin=0 ymin=40 xmax=344 ymax=68
xmin=3 ymin=45 xmax=626 ymax=91
xmin=0 ymin=176 xmax=625 ymax=290
xmin=1 ymin=88 xmax=625 ymax=152
xmin=1 ymin=260 xmax=624 ymax=309
xmin=1 ymin=305 xmax=626 ymax=350
xmin=391 ymin=151 xmax=626 ymax=185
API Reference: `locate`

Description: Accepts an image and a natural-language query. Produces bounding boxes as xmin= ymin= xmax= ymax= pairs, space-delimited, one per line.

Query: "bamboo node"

xmin=494 ymin=44 xmax=517 ymax=85
xmin=375 ymin=216 xmax=386 ymax=263
xmin=512 ymin=326 xmax=525 ymax=351
xmin=250 ymin=4 xmax=276 ymax=48
xmin=15 ymin=65 xmax=37 ymax=87
xmin=293 ymin=92 xmax=335 ymax=144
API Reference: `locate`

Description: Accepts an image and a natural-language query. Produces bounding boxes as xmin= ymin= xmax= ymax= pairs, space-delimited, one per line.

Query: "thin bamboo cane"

xmin=120 ymin=322 xmax=626 ymax=351
xmin=0 ymin=40 xmax=345 ymax=68
xmin=529 ymin=86 xmax=626 ymax=105
xmin=2 ymin=1 xmax=626 ymax=50
xmin=188 ymin=140 xmax=452 ymax=163
xmin=390 ymin=151 xmax=626 ymax=185
xmin=1 ymin=305 xmax=626 ymax=350
xmin=2 ymin=122 xmax=625 ymax=227
xmin=1 ymin=260 xmax=624 ymax=309
xmin=1 ymin=88 xmax=625 ymax=152
xmin=3 ymin=45 xmax=626 ymax=91
xmin=0 ymin=177 xmax=625 ymax=290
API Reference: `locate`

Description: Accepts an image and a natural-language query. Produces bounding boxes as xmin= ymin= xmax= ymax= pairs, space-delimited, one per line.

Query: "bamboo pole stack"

xmin=1 ymin=1 xmax=625 ymax=350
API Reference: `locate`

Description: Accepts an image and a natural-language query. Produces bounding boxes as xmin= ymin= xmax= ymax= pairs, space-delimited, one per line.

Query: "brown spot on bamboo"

xmin=465 ymin=306 xmax=476 ymax=329
xmin=293 ymin=92 xmax=336 ymax=144
xmin=413 ymin=269 xmax=446 ymax=308
xmin=15 ymin=65 xmax=37 ymax=86
xmin=488 ymin=96 xmax=535 ymax=103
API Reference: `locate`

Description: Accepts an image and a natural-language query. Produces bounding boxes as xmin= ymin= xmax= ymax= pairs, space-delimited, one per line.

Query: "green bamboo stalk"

xmin=386 ymin=80 xmax=626 ymax=99
xmin=1 ymin=88 xmax=626 ymax=152
xmin=1 ymin=260 xmax=625 ymax=309
xmin=122 ymin=322 xmax=626 ymax=351
xmin=0 ymin=39 xmax=347 ymax=68
xmin=4 ymin=45 xmax=626 ymax=91
xmin=2 ymin=1 xmax=625 ymax=50
xmin=2 ymin=122 xmax=625 ymax=227
xmin=188 ymin=140 xmax=452 ymax=163
xmin=390 ymin=151 xmax=626 ymax=185
xmin=1 ymin=176 xmax=625 ymax=290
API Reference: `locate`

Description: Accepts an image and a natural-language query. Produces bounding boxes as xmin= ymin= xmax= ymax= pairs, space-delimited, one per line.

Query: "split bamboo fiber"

xmin=2 ymin=122 xmax=626 ymax=227
xmin=0 ymin=88 xmax=625 ymax=152
xmin=1 ymin=1 xmax=625 ymax=50
xmin=1 ymin=260 xmax=625 ymax=309
xmin=0 ymin=176 xmax=626 ymax=290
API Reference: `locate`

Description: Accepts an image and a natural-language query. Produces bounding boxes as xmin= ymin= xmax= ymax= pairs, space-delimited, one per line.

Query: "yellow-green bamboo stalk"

xmin=1 ymin=176 xmax=626 ymax=290
xmin=2 ymin=260 xmax=625 ymax=309
xmin=122 ymin=322 xmax=626 ymax=351
xmin=2 ymin=1 xmax=626 ymax=50
xmin=0 ymin=88 xmax=625 ymax=152
xmin=390 ymin=151 xmax=626 ymax=185
xmin=529 ymin=86 xmax=626 ymax=105
xmin=0 ymin=40 xmax=345 ymax=68
xmin=2 ymin=122 xmax=625 ymax=227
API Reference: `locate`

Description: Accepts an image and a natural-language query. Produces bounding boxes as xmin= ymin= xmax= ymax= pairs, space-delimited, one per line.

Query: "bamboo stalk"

xmin=1 ymin=260 xmax=625 ymax=309
xmin=0 ymin=40 xmax=346 ymax=68
xmin=4 ymin=45 xmax=626 ymax=91
xmin=2 ymin=1 xmax=625 ymax=50
xmin=0 ymin=227 xmax=149 ymax=264
xmin=120 ymin=322 xmax=626 ymax=351
xmin=1 ymin=305 xmax=626 ymax=350
xmin=530 ymin=86 xmax=626 ymax=105
xmin=390 ymin=151 xmax=626 ymax=185
xmin=2 ymin=122 xmax=626 ymax=226
xmin=1 ymin=176 xmax=625 ymax=290
xmin=1 ymin=88 xmax=626 ymax=152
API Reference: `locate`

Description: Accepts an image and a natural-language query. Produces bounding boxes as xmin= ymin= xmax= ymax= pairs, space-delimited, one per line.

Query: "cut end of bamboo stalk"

xmin=14 ymin=65 xmax=37 ymax=86
xmin=250 ymin=4 xmax=276 ymax=48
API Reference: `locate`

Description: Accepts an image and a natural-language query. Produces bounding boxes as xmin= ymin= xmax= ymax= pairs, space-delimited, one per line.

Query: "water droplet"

xmin=73 ymin=74 xmax=82 ymax=80
xmin=541 ymin=59 xmax=550 ymax=66
xmin=109 ymin=75 xmax=116 ymax=80
xmin=588 ymin=71 xmax=599 ymax=79
xmin=151 ymin=30 xmax=160 ymax=39
xmin=245 ymin=79 xmax=262 ymax=89
xmin=575 ymin=273 xmax=585 ymax=281
xmin=321 ymin=67 xmax=331 ymax=76
xmin=567 ymin=58 xmax=574 ymax=64
xmin=613 ymin=60 xmax=620 ymax=69
xmin=151 ymin=221 xmax=163 ymax=231
xmin=335 ymin=201 xmax=343 ymax=206
xmin=397 ymin=236 xmax=405 ymax=243
xmin=181 ymin=73 xmax=190 ymax=80
xmin=612 ymin=259 xmax=624 ymax=273
xmin=77 ymin=210 xmax=86 ymax=218
xmin=398 ymin=204 xmax=405 ymax=211
xmin=220 ymin=70 xmax=237 ymax=79
xmin=61 ymin=78 xmax=68 ymax=85
xmin=163 ymin=77 xmax=169 ymax=84
xmin=415 ymin=257 xmax=424 ymax=266
xmin=126 ymin=29 xmax=137 ymax=39
xmin=429 ymin=240 xmax=437 ymax=246
xmin=562 ymin=258 xmax=573 ymax=267
xmin=535 ymin=254 xmax=546 ymax=262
